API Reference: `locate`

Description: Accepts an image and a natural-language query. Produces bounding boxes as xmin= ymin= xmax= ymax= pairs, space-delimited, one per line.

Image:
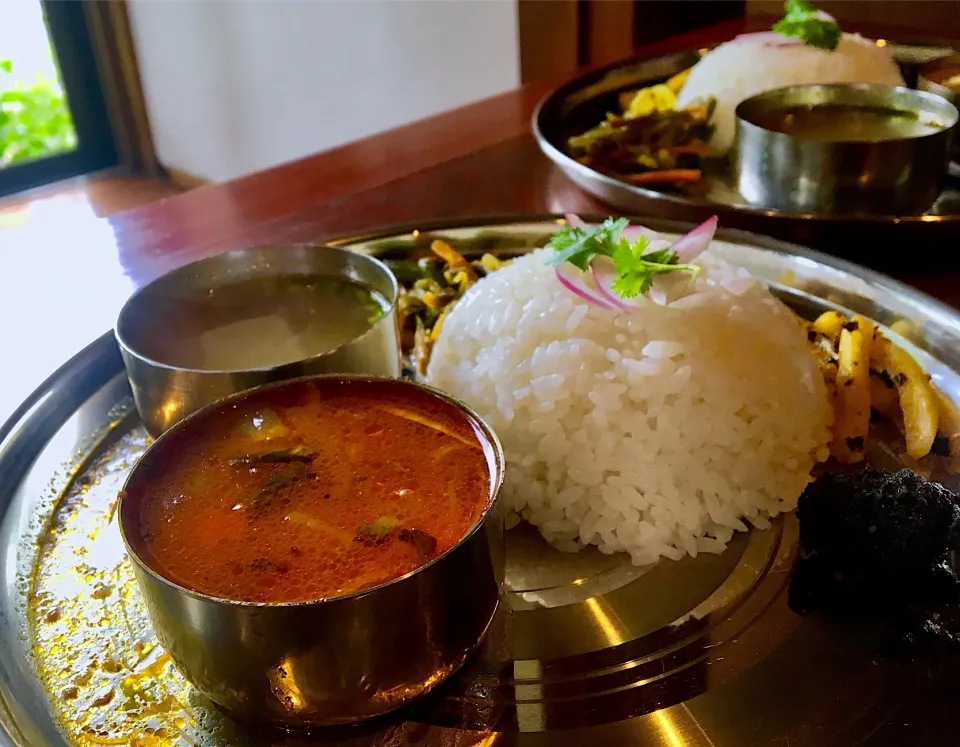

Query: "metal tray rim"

xmin=7 ymin=214 xmax=960 ymax=746
xmin=531 ymin=47 xmax=960 ymax=226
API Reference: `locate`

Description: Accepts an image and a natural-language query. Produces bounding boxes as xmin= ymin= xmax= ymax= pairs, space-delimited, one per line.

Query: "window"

xmin=0 ymin=0 xmax=117 ymax=198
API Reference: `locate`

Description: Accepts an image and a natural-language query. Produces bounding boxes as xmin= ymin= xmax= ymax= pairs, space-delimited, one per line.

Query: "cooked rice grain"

xmin=427 ymin=248 xmax=831 ymax=566
xmin=676 ymin=33 xmax=904 ymax=155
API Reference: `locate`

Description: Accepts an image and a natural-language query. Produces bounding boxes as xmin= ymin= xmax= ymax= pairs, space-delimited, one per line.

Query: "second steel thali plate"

xmin=4 ymin=217 xmax=960 ymax=747
xmin=533 ymin=45 xmax=960 ymax=263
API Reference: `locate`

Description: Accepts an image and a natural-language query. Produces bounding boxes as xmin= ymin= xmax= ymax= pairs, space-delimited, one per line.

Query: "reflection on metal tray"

xmin=533 ymin=42 xmax=960 ymax=261
xmin=4 ymin=217 xmax=960 ymax=747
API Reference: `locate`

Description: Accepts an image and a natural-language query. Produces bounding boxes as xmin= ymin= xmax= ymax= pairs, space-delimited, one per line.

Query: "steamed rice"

xmin=427 ymin=248 xmax=831 ymax=567
xmin=676 ymin=33 xmax=905 ymax=154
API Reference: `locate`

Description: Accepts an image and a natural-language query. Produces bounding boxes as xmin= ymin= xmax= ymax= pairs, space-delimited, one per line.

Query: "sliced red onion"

xmin=590 ymin=256 xmax=644 ymax=311
xmin=732 ymin=31 xmax=804 ymax=48
xmin=651 ymin=272 xmax=696 ymax=306
xmin=734 ymin=31 xmax=786 ymax=42
xmin=670 ymin=215 xmax=718 ymax=263
xmin=564 ymin=213 xmax=662 ymax=244
xmin=555 ymin=264 xmax=618 ymax=311
xmin=621 ymin=223 xmax=663 ymax=243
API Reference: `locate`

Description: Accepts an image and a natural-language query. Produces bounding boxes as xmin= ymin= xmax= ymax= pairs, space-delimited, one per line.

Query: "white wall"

xmin=127 ymin=0 xmax=520 ymax=183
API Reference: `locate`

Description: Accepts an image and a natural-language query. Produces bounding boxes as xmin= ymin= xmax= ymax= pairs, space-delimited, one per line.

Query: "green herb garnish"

xmin=546 ymin=219 xmax=699 ymax=299
xmin=773 ymin=0 xmax=841 ymax=51
xmin=547 ymin=218 xmax=700 ymax=298
xmin=548 ymin=217 xmax=629 ymax=271
xmin=610 ymin=239 xmax=694 ymax=298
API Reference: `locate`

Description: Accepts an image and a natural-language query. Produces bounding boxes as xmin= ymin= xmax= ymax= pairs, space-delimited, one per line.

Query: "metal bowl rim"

xmin=918 ymin=52 xmax=960 ymax=91
xmin=918 ymin=71 xmax=960 ymax=105
xmin=113 ymin=243 xmax=401 ymax=376
xmin=734 ymin=82 xmax=960 ymax=141
xmin=117 ymin=372 xmax=506 ymax=609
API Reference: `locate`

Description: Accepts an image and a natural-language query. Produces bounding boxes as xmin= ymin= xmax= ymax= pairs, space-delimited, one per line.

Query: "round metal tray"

xmin=533 ymin=46 xmax=960 ymax=262
xmin=4 ymin=216 xmax=960 ymax=747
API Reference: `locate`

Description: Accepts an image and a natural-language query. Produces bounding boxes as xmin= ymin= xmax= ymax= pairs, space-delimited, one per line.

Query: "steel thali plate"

xmin=532 ymin=45 xmax=960 ymax=262
xmin=3 ymin=216 xmax=960 ymax=747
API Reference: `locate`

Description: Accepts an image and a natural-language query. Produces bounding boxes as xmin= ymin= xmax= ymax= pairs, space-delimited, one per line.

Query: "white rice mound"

xmin=677 ymin=33 xmax=905 ymax=155
xmin=427 ymin=248 xmax=831 ymax=567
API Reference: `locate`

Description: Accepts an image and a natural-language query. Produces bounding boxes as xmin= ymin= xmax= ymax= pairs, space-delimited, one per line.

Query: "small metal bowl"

xmin=734 ymin=84 xmax=958 ymax=215
xmin=115 ymin=245 xmax=401 ymax=437
xmin=918 ymin=54 xmax=960 ymax=160
xmin=118 ymin=375 xmax=506 ymax=729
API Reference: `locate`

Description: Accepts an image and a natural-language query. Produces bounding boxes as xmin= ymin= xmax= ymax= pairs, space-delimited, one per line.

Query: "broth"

xmin=754 ymin=104 xmax=947 ymax=142
xmin=133 ymin=380 xmax=493 ymax=603
xmin=133 ymin=274 xmax=389 ymax=371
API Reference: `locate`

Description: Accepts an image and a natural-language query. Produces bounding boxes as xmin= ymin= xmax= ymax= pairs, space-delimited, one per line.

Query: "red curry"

xmin=133 ymin=380 xmax=493 ymax=603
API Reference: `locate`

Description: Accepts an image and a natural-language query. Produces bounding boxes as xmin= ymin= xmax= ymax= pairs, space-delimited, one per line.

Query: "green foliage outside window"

xmin=1 ymin=58 xmax=78 ymax=168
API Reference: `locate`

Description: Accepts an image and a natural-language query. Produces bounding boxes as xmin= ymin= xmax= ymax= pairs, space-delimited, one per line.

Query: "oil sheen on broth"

xmin=135 ymin=381 xmax=492 ymax=603
xmin=757 ymin=104 xmax=946 ymax=142
xmin=138 ymin=274 xmax=388 ymax=371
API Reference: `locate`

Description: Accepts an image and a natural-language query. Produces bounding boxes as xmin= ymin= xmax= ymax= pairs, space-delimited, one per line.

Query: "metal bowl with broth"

xmin=734 ymin=84 xmax=957 ymax=215
xmin=118 ymin=375 xmax=506 ymax=728
xmin=918 ymin=54 xmax=960 ymax=161
xmin=115 ymin=245 xmax=401 ymax=436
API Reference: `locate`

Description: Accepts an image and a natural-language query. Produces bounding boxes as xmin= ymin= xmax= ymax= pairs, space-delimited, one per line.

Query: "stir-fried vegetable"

xmin=567 ymin=87 xmax=717 ymax=192
xmin=389 ymin=240 xmax=511 ymax=375
xmin=802 ymin=308 xmax=959 ymax=468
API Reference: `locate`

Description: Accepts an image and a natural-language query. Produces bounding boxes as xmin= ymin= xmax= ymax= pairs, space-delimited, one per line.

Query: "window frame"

xmin=0 ymin=0 xmax=119 ymax=198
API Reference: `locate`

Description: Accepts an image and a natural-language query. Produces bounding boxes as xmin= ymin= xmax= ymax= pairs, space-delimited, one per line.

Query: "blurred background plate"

xmin=4 ymin=217 xmax=960 ymax=747
xmin=533 ymin=44 xmax=960 ymax=266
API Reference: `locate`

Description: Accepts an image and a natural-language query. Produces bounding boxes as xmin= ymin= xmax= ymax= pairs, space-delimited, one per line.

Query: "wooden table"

xmin=1 ymin=17 xmax=958 ymax=424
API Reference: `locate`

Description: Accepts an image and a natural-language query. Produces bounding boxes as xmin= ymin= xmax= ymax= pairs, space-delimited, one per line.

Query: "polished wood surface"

xmin=1 ymin=16 xmax=958 ymax=424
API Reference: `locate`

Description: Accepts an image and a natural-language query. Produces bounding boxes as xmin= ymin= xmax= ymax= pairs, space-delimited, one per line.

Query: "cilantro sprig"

xmin=773 ymin=0 xmax=841 ymax=51
xmin=546 ymin=218 xmax=699 ymax=299
xmin=548 ymin=217 xmax=629 ymax=271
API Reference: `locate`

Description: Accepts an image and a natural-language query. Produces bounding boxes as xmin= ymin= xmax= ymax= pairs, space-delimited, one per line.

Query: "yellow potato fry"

xmin=890 ymin=318 xmax=922 ymax=344
xmin=807 ymin=338 xmax=837 ymax=386
xmin=871 ymin=336 xmax=939 ymax=459
xmin=626 ymin=84 xmax=677 ymax=118
xmin=431 ymin=240 xmax=477 ymax=281
xmin=831 ymin=317 xmax=874 ymax=463
xmin=813 ymin=310 xmax=846 ymax=340
xmin=869 ymin=374 xmax=899 ymax=419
